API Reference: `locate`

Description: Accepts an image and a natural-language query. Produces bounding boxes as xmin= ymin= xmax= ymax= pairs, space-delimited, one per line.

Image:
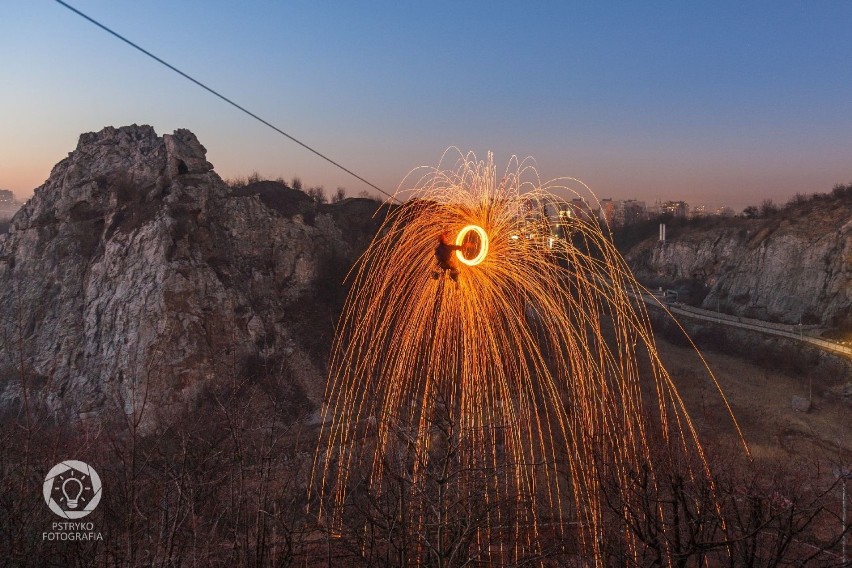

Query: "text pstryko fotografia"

xmin=42 ymin=461 xmax=104 ymax=541
xmin=43 ymin=522 xmax=103 ymax=541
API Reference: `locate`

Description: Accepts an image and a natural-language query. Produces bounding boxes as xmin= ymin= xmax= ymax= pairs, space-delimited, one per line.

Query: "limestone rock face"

xmin=626 ymin=208 xmax=852 ymax=328
xmin=0 ymin=125 xmax=380 ymax=424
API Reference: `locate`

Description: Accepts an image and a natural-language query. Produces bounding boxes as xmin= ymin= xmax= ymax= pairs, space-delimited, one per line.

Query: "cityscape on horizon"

xmin=0 ymin=183 xmax=758 ymax=227
xmin=0 ymin=179 xmax=827 ymax=229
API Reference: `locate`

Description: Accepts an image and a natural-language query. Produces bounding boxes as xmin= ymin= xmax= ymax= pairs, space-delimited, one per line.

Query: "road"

xmin=629 ymin=289 xmax=852 ymax=359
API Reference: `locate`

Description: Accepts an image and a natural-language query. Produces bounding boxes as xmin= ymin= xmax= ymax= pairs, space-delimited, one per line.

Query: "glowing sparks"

xmin=311 ymin=151 xmax=745 ymax=564
xmin=455 ymin=224 xmax=489 ymax=266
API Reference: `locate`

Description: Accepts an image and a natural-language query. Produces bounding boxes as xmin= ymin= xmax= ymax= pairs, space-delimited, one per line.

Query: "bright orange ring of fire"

xmin=455 ymin=225 xmax=489 ymax=266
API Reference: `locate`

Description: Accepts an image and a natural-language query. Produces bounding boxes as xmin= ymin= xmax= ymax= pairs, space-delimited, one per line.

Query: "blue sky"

xmin=2 ymin=1 xmax=851 ymax=210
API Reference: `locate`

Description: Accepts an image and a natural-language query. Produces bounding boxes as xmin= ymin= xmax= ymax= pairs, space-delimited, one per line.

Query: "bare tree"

xmin=332 ymin=187 xmax=347 ymax=204
xmin=759 ymin=199 xmax=779 ymax=217
xmin=306 ymin=186 xmax=327 ymax=205
xmin=316 ymin=397 xmax=556 ymax=566
xmin=598 ymin=444 xmax=849 ymax=566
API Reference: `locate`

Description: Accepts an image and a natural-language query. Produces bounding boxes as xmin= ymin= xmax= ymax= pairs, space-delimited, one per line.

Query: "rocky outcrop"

xmin=626 ymin=207 xmax=852 ymax=329
xmin=0 ymin=125 xmax=383 ymax=425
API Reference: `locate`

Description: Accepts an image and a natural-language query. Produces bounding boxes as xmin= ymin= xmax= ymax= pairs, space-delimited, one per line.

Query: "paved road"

xmin=629 ymin=289 xmax=852 ymax=359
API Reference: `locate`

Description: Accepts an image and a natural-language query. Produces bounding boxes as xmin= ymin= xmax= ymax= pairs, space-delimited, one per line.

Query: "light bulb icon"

xmin=62 ymin=477 xmax=84 ymax=509
xmin=44 ymin=461 xmax=102 ymax=519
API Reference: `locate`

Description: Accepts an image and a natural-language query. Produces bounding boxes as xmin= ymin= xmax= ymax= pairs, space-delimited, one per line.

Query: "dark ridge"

xmin=229 ymin=180 xmax=312 ymax=217
xmin=320 ymin=197 xmax=389 ymax=249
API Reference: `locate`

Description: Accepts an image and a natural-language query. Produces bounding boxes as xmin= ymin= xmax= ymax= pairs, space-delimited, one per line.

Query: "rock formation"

xmin=626 ymin=204 xmax=852 ymax=329
xmin=0 ymin=125 xmax=383 ymax=425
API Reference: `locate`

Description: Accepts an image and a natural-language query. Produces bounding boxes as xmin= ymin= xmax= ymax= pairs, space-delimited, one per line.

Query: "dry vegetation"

xmin=613 ymin=181 xmax=852 ymax=255
xmin=0 ymin=178 xmax=849 ymax=565
xmin=1 ymin=314 xmax=849 ymax=566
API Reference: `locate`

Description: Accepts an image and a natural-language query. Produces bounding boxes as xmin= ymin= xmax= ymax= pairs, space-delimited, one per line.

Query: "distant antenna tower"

xmin=659 ymin=222 xmax=666 ymax=242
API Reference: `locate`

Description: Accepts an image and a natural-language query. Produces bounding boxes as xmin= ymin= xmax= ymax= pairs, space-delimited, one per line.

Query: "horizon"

xmin=2 ymin=2 xmax=851 ymax=211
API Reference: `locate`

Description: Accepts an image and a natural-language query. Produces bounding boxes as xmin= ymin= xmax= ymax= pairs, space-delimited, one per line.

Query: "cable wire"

xmin=54 ymin=0 xmax=397 ymax=203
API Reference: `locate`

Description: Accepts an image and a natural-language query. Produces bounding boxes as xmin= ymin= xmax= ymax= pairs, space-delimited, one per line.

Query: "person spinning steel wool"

xmin=431 ymin=230 xmax=465 ymax=281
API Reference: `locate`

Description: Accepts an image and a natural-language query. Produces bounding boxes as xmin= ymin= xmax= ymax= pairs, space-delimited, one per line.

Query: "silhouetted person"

xmin=432 ymin=230 xmax=463 ymax=281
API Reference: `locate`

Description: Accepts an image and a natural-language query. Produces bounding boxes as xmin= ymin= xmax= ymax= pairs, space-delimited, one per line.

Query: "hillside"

xmin=625 ymin=196 xmax=852 ymax=330
xmin=0 ymin=127 xmax=847 ymax=565
xmin=0 ymin=125 xmax=385 ymax=426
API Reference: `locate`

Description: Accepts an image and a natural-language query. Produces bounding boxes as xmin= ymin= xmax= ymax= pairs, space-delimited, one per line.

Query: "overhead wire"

xmin=54 ymin=0 xmax=398 ymax=203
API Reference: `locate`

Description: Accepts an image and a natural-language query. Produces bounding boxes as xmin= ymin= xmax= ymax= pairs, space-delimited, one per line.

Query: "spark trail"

xmin=312 ymin=152 xmax=745 ymax=565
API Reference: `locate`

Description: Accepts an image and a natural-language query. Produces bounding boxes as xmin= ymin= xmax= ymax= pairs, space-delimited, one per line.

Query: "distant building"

xmin=516 ymin=198 xmax=553 ymax=243
xmin=565 ymin=198 xmax=595 ymax=223
xmin=646 ymin=201 xmax=662 ymax=218
xmin=598 ymin=198 xmax=623 ymax=227
xmin=552 ymin=209 xmax=571 ymax=233
xmin=716 ymin=205 xmax=735 ymax=217
xmin=622 ymin=199 xmax=647 ymax=226
xmin=596 ymin=198 xmax=648 ymax=228
xmin=690 ymin=204 xmax=707 ymax=219
xmin=661 ymin=200 xmax=689 ymax=218
xmin=0 ymin=189 xmax=21 ymax=220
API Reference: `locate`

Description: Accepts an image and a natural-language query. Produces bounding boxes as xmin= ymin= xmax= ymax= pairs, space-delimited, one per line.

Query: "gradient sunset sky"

xmin=2 ymin=1 xmax=851 ymax=210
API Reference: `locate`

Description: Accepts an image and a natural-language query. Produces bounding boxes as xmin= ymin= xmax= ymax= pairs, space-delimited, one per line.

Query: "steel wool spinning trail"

xmin=311 ymin=151 xmax=745 ymax=565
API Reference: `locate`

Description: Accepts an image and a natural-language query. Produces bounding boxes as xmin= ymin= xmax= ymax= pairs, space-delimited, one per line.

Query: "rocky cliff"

xmin=626 ymin=202 xmax=852 ymax=329
xmin=0 ymin=125 xmax=383 ymax=425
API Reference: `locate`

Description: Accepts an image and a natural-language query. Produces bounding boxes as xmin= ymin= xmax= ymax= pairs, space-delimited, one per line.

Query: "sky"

xmin=2 ymin=1 xmax=851 ymax=211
